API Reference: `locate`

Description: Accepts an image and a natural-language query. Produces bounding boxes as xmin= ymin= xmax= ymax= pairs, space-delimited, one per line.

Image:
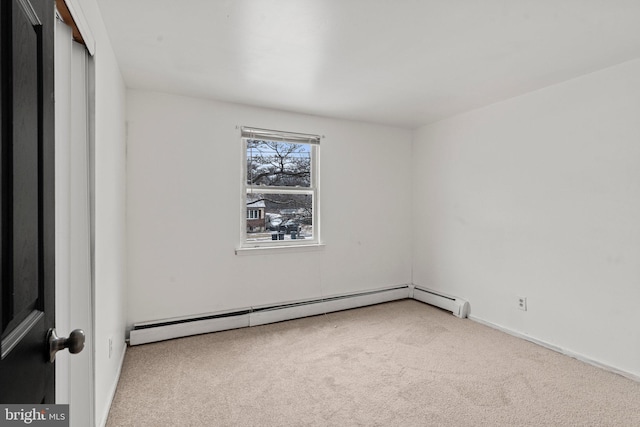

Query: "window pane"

xmin=246 ymin=193 xmax=313 ymax=242
xmin=246 ymin=139 xmax=311 ymax=187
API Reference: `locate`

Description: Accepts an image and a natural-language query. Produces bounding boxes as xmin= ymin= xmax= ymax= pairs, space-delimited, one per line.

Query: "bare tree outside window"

xmin=247 ymin=140 xmax=311 ymax=187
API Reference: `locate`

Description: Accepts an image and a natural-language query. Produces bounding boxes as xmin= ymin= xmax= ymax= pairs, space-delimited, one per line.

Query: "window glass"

xmin=245 ymin=192 xmax=313 ymax=242
xmin=246 ymin=140 xmax=311 ymax=188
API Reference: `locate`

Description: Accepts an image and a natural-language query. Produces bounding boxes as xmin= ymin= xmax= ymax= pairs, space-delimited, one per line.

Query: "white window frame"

xmin=240 ymin=126 xmax=320 ymax=249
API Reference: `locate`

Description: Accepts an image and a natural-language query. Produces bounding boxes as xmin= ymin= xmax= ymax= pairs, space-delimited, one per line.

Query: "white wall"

xmin=412 ymin=59 xmax=640 ymax=378
xmin=126 ymin=90 xmax=412 ymax=326
xmin=76 ymin=1 xmax=128 ymax=425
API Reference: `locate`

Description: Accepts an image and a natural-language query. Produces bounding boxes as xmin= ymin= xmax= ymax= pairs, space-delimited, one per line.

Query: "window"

xmin=241 ymin=127 xmax=320 ymax=247
xmin=247 ymin=209 xmax=261 ymax=219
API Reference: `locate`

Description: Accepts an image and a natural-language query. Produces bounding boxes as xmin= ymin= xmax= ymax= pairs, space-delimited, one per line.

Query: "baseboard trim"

xmin=99 ymin=343 xmax=127 ymax=427
xmin=469 ymin=315 xmax=640 ymax=383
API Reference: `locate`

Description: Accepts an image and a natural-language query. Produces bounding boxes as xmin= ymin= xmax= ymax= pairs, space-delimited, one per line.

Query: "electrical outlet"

xmin=517 ymin=296 xmax=527 ymax=311
xmin=108 ymin=337 xmax=113 ymax=359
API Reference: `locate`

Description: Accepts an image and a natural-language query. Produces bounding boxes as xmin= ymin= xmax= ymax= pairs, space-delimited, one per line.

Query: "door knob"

xmin=47 ymin=328 xmax=85 ymax=363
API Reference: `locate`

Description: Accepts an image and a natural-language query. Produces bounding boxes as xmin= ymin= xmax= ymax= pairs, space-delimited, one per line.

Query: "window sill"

xmin=235 ymin=243 xmax=325 ymax=256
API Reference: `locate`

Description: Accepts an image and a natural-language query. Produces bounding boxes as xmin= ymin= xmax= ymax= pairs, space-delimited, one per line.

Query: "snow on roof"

xmin=246 ymin=195 xmax=265 ymax=208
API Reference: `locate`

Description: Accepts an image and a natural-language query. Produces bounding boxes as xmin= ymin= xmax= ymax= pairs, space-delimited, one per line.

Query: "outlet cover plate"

xmin=517 ymin=296 xmax=527 ymax=311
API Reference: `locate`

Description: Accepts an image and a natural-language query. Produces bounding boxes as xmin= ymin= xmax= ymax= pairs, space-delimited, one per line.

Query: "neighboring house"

xmin=246 ymin=196 xmax=266 ymax=232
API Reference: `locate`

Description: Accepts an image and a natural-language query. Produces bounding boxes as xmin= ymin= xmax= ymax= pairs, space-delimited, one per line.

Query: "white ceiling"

xmin=96 ymin=0 xmax=640 ymax=128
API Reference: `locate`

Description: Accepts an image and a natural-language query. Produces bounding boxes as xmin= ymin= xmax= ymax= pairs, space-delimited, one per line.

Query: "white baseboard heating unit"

xmin=129 ymin=285 xmax=470 ymax=345
xmin=129 ymin=285 xmax=411 ymax=346
xmin=412 ymin=286 xmax=470 ymax=318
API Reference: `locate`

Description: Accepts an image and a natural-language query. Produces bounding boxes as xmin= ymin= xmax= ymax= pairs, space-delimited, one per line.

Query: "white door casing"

xmin=55 ymin=17 xmax=94 ymax=427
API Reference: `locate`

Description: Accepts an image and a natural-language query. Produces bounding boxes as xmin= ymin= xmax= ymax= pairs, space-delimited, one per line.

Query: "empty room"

xmin=2 ymin=1 xmax=640 ymax=426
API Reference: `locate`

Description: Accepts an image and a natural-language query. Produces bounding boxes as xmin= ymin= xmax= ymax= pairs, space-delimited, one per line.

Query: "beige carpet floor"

xmin=107 ymin=299 xmax=640 ymax=426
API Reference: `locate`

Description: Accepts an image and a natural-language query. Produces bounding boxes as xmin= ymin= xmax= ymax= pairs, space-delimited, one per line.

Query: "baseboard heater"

xmin=412 ymin=286 xmax=470 ymax=318
xmin=129 ymin=285 xmax=411 ymax=345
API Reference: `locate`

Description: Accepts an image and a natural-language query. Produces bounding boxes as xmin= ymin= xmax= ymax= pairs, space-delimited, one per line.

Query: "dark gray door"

xmin=0 ymin=0 xmax=56 ymax=403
